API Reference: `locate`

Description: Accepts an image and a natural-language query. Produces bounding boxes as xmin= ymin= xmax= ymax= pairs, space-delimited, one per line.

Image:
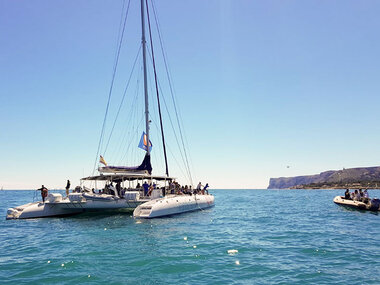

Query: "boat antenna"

xmin=141 ymin=0 xmax=150 ymax=157
xmin=146 ymin=0 xmax=169 ymax=177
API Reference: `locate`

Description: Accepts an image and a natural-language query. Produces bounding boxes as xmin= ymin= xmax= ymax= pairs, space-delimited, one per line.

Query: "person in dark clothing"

xmin=344 ymin=189 xmax=350 ymax=200
xmin=116 ymin=181 xmax=121 ymax=197
xmin=38 ymin=185 xmax=48 ymax=203
xmin=65 ymin=180 xmax=70 ymax=197
xmin=203 ymin=183 xmax=210 ymax=194
xmin=143 ymin=181 xmax=149 ymax=196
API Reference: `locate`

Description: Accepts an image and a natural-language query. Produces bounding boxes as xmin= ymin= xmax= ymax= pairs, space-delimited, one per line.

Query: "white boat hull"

xmin=333 ymin=196 xmax=380 ymax=211
xmin=6 ymin=202 xmax=84 ymax=219
xmin=6 ymin=190 xmax=214 ymax=220
xmin=133 ymin=194 xmax=215 ymax=218
xmin=6 ymin=192 xmax=149 ymax=220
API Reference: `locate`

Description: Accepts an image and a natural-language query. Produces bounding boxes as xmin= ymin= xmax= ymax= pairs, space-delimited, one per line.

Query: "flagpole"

xmin=141 ymin=0 xmax=150 ymax=156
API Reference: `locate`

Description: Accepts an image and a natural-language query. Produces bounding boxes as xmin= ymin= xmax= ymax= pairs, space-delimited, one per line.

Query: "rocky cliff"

xmin=267 ymin=166 xmax=380 ymax=189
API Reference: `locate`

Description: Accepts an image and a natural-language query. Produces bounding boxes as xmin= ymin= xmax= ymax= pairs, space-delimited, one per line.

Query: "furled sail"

xmin=98 ymin=154 xmax=152 ymax=174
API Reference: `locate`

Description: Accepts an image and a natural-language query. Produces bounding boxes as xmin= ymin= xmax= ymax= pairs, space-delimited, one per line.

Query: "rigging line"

xmin=174 ymin=110 xmax=197 ymax=183
xmin=115 ymin=74 xmax=141 ymax=163
xmin=130 ymin=65 xmax=145 ymax=164
xmin=116 ymin=61 xmax=143 ymax=163
xmin=147 ymin=54 xmax=191 ymax=182
xmin=151 ymin=0 xmax=193 ymax=185
xmin=148 ymin=46 xmax=192 ymax=183
xmin=118 ymin=64 xmax=144 ymax=164
xmin=103 ymin=46 xmax=142 ymax=156
xmin=146 ymin=64 xmax=166 ymax=172
xmin=146 ymin=0 xmax=169 ymax=177
xmin=146 ymin=61 xmax=186 ymax=178
xmin=156 ymin=77 xmax=192 ymax=183
xmin=145 ymin=8 xmax=190 ymax=183
xmin=120 ymin=114 xmax=144 ymax=164
xmin=115 ymin=0 xmax=127 ymax=55
xmin=151 ymin=119 xmax=188 ymax=179
xmin=92 ymin=0 xmax=132 ymax=174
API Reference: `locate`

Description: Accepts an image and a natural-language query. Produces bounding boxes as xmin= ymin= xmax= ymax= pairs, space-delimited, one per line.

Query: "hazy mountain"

xmin=268 ymin=166 xmax=380 ymax=189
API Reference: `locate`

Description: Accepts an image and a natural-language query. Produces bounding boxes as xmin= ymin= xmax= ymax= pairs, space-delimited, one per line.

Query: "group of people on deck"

xmin=169 ymin=181 xmax=209 ymax=195
xmin=139 ymin=181 xmax=210 ymax=196
xmin=344 ymin=189 xmax=369 ymax=202
xmin=92 ymin=181 xmax=124 ymax=196
xmin=38 ymin=179 xmax=210 ymax=202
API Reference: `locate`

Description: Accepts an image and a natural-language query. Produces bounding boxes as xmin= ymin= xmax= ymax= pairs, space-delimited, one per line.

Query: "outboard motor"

xmin=367 ymin=198 xmax=380 ymax=211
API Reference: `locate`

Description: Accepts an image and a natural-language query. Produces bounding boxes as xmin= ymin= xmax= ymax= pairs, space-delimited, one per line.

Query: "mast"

xmin=141 ymin=0 xmax=150 ymax=155
xmin=145 ymin=0 xmax=169 ymax=176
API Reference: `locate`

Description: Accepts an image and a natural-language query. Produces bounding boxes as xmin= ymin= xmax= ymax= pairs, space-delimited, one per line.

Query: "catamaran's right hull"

xmin=133 ymin=194 xmax=215 ymax=218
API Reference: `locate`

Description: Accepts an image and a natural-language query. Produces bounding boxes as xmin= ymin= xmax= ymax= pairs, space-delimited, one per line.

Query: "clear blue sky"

xmin=1 ymin=0 xmax=380 ymax=189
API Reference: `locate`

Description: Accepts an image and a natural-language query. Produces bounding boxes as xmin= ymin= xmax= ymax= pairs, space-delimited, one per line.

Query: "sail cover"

xmin=99 ymin=154 xmax=152 ymax=174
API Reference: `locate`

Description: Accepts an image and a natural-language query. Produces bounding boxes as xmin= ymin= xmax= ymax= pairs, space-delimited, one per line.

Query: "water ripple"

xmin=0 ymin=190 xmax=379 ymax=284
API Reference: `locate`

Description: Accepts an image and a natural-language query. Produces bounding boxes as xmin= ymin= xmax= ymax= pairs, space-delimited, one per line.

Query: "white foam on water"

xmin=183 ymin=237 xmax=187 ymax=241
xmin=61 ymin=263 xmax=65 ymax=267
xmin=104 ymin=228 xmax=107 ymax=231
xmin=47 ymin=260 xmax=50 ymax=264
xmin=235 ymin=260 xmax=240 ymax=265
xmin=193 ymin=245 xmax=197 ymax=249
xmin=227 ymin=249 xmax=238 ymax=255
xmin=135 ymin=220 xmax=142 ymax=224
xmin=88 ymin=275 xmax=91 ymax=278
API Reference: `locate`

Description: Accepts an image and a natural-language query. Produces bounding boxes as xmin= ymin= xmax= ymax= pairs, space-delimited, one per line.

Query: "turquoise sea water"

xmin=1 ymin=189 xmax=379 ymax=284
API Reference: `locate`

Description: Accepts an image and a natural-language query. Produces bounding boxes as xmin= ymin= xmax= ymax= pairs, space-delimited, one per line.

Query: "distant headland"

xmin=268 ymin=166 xmax=380 ymax=189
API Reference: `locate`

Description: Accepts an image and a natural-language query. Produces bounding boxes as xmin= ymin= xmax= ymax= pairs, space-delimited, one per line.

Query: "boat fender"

xmin=7 ymin=208 xmax=17 ymax=215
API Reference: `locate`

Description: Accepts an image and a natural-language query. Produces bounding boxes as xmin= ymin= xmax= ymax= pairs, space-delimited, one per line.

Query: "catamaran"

xmin=6 ymin=0 xmax=214 ymax=220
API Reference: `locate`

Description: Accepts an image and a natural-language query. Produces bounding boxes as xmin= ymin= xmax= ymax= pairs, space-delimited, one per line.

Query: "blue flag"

xmin=138 ymin=132 xmax=152 ymax=151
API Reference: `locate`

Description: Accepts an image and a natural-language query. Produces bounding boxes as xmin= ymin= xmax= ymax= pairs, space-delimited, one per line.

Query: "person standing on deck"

xmin=203 ymin=183 xmax=210 ymax=194
xmin=116 ymin=181 xmax=121 ymax=197
xmin=65 ymin=180 xmax=70 ymax=197
xmin=143 ymin=181 xmax=149 ymax=197
xmin=38 ymin=185 xmax=48 ymax=203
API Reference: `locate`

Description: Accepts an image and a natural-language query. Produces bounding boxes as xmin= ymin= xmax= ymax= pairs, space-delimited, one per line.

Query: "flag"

xmin=138 ymin=132 xmax=152 ymax=151
xmin=99 ymin=155 xmax=108 ymax=166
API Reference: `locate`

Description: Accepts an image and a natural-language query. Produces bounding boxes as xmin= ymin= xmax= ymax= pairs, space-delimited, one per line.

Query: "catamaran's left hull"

xmin=6 ymin=194 xmax=148 ymax=220
xmin=6 ymin=202 xmax=84 ymax=219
